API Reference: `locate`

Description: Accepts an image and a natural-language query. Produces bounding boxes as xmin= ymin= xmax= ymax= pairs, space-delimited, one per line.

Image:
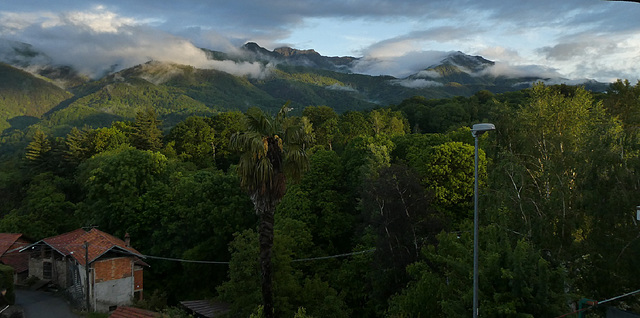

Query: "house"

xmin=0 ymin=233 xmax=31 ymax=283
xmin=22 ymin=228 xmax=147 ymax=312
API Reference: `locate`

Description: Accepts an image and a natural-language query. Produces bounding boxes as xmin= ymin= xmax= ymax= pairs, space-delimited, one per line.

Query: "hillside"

xmin=0 ymin=41 xmax=610 ymax=137
xmin=0 ymin=63 xmax=73 ymax=132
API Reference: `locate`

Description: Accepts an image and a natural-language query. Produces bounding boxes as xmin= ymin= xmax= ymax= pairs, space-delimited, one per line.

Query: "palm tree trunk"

xmin=259 ymin=205 xmax=275 ymax=318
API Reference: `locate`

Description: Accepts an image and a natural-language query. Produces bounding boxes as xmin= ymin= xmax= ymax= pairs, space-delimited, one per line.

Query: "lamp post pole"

xmin=471 ymin=123 xmax=495 ymax=318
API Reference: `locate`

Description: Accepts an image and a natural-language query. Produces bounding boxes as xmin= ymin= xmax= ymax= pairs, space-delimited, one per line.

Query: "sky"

xmin=1 ymin=0 xmax=639 ymax=82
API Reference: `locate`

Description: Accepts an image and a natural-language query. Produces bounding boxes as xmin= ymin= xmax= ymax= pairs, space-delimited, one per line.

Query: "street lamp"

xmin=471 ymin=123 xmax=495 ymax=318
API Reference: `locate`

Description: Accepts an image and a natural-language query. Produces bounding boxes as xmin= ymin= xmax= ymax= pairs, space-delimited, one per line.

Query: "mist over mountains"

xmin=0 ymin=38 xmax=609 ymax=136
xmin=1 ymin=38 xmax=606 ymax=87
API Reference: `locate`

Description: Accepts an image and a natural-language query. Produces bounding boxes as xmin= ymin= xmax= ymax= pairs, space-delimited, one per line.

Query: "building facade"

xmin=23 ymin=228 xmax=146 ymax=312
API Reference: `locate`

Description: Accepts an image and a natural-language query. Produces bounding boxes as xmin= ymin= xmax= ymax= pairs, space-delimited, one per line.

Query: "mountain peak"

xmin=240 ymin=42 xmax=357 ymax=72
xmin=242 ymin=42 xmax=274 ymax=56
xmin=273 ymin=46 xmax=320 ymax=57
xmin=439 ymin=51 xmax=495 ymax=73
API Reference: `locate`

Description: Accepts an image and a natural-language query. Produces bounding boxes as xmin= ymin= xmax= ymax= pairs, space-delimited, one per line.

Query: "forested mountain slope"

xmin=0 ymin=41 xmax=609 ymax=140
xmin=0 ymin=63 xmax=72 ymax=132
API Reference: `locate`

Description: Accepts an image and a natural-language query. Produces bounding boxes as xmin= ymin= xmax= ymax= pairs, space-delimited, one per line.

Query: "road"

xmin=15 ymin=289 xmax=79 ymax=318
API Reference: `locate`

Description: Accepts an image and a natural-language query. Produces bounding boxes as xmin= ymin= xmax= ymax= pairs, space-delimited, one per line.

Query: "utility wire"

xmin=18 ymin=241 xmax=376 ymax=264
xmin=555 ymin=288 xmax=640 ymax=318
xmin=599 ymin=288 xmax=640 ymax=305
xmin=291 ymin=248 xmax=376 ymax=262
xmin=140 ymin=248 xmax=376 ymax=265
xmin=142 ymin=255 xmax=230 ymax=264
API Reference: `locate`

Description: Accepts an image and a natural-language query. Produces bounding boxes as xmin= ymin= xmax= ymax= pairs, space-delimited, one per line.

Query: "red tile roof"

xmin=1 ymin=253 xmax=29 ymax=273
xmin=0 ymin=233 xmax=31 ymax=273
xmin=42 ymin=228 xmax=86 ymax=256
xmin=109 ymin=306 xmax=159 ymax=318
xmin=40 ymin=228 xmax=144 ymax=266
xmin=0 ymin=233 xmax=25 ymax=255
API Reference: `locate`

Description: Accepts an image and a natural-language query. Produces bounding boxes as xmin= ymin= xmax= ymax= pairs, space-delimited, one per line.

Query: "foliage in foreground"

xmin=1 ymin=82 xmax=639 ymax=317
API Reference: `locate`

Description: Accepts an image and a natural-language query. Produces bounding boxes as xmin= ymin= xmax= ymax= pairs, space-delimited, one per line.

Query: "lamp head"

xmin=471 ymin=123 xmax=495 ymax=137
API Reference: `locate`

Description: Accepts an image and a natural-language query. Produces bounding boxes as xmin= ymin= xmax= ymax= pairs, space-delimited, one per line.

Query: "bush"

xmin=0 ymin=265 xmax=15 ymax=305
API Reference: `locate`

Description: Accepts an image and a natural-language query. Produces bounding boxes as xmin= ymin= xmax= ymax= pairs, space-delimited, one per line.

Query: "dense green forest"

xmin=0 ymin=80 xmax=639 ymax=317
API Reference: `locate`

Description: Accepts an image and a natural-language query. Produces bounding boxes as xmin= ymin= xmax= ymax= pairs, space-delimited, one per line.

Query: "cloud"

xmin=0 ymin=7 xmax=272 ymax=79
xmin=538 ymin=38 xmax=619 ymax=62
xmin=414 ymin=70 xmax=441 ymax=78
xmin=1 ymin=0 xmax=640 ymax=82
xmin=476 ymin=46 xmax=524 ymax=63
xmin=325 ymin=83 xmax=357 ymax=92
xmin=357 ymin=26 xmax=483 ymax=58
xmin=353 ymin=50 xmax=451 ymax=78
xmin=480 ymin=62 xmax=563 ymax=79
xmin=533 ymin=30 xmax=640 ymax=81
xmin=348 ymin=25 xmax=494 ymax=78
xmin=391 ymin=79 xmax=443 ymax=88
xmin=58 ymin=7 xmax=137 ymax=33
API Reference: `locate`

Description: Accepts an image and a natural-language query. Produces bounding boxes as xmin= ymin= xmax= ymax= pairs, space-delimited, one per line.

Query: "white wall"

xmin=93 ymin=277 xmax=134 ymax=312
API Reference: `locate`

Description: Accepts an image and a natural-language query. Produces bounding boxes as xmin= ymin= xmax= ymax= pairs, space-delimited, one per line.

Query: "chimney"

xmin=124 ymin=233 xmax=131 ymax=247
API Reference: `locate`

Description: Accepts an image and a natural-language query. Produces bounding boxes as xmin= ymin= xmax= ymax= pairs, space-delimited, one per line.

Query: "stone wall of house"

xmin=26 ymin=247 xmax=68 ymax=287
xmin=27 ymin=257 xmax=43 ymax=279
xmin=52 ymin=258 xmax=68 ymax=287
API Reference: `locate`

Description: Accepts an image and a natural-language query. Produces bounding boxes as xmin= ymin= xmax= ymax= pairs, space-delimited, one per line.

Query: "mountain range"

xmin=0 ymin=39 xmax=609 ymax=137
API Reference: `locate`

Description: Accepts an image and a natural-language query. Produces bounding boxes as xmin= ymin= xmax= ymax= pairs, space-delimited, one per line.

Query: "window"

xmin=43 ymin=262 xmax=52 ymax=279
xmin=43 ymin=247 xmax=52 ymax=259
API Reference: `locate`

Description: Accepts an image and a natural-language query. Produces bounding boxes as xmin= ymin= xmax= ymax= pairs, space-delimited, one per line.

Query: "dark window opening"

xmin=43 ymin=247 xmax=52 ymax=258
xmin=43 ymin=261 xmax=52 ymax=279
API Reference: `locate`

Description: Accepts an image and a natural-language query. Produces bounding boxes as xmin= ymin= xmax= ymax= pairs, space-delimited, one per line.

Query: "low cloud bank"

xmin=325 ymin=83 xmax=357 ymax=92
xmin=390 ymin=79 xmax=443 ymax=88
xmin=479 ymin=62 xmax=562 ymax=79
xmin=352 ymin=50 xmax=450 ymax=78
xmin=0 ymin=8 xmax=272 ymax=79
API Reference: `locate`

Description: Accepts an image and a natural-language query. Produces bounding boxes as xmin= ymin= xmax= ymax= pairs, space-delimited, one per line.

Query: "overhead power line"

xmin=17 ymin=240 xmax=376 ymax=264
xmin=141 ymin=248 xmax=376 ymax=265
xmin=291 ymin=248 xmax=376 ymax=262
xmin=555 ymin=288 xmax=640 ymax=318
xmin=142 ymin=255 xmax=230 ymax=264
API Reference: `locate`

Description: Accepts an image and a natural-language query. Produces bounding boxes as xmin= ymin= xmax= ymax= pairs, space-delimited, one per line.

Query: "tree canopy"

xmin=2 ymin=81 xmax=640 ymax=317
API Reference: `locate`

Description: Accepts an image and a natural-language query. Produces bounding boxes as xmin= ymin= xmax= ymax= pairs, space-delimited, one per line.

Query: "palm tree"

xmin=230 ymin=104 xmax=309 ymax=318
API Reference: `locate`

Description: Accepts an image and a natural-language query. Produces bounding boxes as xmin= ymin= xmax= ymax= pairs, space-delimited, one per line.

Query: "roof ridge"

xmin=28 ymin=228 xmax=144 ymax=266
